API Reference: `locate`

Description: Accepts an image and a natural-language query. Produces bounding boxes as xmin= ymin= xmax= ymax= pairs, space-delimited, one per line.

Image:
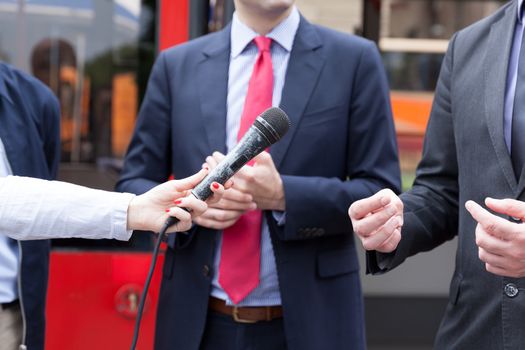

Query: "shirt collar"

xmin=230 ymin=6 xmax=300 ymax=58
xmin=519 ymin=0 xmax=524 ymax=23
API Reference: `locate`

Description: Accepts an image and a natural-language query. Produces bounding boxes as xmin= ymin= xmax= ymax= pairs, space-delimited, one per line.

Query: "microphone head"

xmin=254 ymin=107 xmax=291 ymax=145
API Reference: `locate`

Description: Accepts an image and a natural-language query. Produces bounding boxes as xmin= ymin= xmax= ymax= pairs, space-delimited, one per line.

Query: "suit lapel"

xmin=484 ymin=5 xmax=518 ymax=192
xmin=197 ymin=26 xmax=231 ymax=154
xmin=271 ymin=17 xmax=325 ymax=169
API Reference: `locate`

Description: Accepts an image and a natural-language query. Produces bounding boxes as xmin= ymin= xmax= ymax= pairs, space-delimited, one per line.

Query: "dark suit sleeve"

xmin=276 ymin=42 xmax=401 ymax=241
xmin=41 ymin=93 xmax=60 ymax=179
xmin=368 ymin=34 xmax=460 ymax=274
xmin=116 ymin=52 xmax=173 ymax=195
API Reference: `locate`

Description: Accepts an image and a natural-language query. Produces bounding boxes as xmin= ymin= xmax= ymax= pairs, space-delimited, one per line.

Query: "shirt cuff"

xmin=111 ymin=193 xmax=135 ymax=241
xmin=272 ymin=211 xmax=286 ymax=226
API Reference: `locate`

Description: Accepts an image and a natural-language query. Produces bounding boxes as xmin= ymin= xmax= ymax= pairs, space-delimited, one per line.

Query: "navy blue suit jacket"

xmin=0 ymin=62 xmax=60 ymax=349
xmin=118 ymin=17 xmax=400 ymax=350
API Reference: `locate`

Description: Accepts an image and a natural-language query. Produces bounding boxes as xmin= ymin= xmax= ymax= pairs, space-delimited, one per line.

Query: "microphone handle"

xmin=161 ymin=159 xmax=242 ymax=233
xmin=164 ymin=215 xmax=180 ymax=229
xmin=191 ymin=154 xmax=249 ymax=200
xmin=165 ymin=124 xmax=269 ymax=230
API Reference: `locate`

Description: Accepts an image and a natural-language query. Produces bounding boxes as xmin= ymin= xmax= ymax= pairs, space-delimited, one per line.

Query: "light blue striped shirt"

xmin=210 ymin=7 xmax=300 ymax=306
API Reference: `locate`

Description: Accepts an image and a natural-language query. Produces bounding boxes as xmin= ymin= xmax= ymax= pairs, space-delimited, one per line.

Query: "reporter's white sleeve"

xmin=0 ymin=176 xmax=134 ymax=241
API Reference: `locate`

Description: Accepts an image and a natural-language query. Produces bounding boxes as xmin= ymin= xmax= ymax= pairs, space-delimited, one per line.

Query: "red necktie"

xmin=219 ymin=36 xmax=273 ymax=304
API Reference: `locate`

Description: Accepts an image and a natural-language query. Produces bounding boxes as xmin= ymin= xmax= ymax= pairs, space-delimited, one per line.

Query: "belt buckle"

xmin=232 ymin=306 xmax=257 ymax=323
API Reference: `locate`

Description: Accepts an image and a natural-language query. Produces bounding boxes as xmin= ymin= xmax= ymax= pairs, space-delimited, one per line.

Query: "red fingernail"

xmin=212 ymin=182 xmax=219 ymax=189
xmin=174 ymin=200 xmax=182 ymax=205
xmin=165 ymin=209 xmax=170 ymax=213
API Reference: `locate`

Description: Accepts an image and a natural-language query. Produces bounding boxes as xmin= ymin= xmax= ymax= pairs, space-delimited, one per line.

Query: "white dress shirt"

xmin=0 ymin=176 xmax=134 ymax=241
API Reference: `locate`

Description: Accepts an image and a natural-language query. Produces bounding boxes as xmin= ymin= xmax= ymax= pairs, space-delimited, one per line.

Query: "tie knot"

xmin=254 ymin=36 xmax=271 ymax=52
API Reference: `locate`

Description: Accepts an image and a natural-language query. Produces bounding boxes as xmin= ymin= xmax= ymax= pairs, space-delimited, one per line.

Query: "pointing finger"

xmin=172 ymin=168 xmax=209 ymax=192
xmin=485 ymin=197 xmax=525 ymax=222
xmin=466 ymin=200 xmax=517 ymax=241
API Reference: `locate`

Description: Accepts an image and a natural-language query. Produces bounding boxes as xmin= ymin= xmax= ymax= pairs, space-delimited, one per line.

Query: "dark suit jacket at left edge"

xmin=0 ymin=62 xmax=60 ymax=350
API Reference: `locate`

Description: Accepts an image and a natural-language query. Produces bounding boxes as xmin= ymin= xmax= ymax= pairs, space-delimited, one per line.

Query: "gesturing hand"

xmin=348 ymin=189 xmax=404 ymax=253
xmin=466 ymin=198 xmax=525 ymax=278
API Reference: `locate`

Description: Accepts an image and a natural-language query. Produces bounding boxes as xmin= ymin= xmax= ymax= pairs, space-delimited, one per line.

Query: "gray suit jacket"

xmin=368 ymin=1 xmax=525 ymax=349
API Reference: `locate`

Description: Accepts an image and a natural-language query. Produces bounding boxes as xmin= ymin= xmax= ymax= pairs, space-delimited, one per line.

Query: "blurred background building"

xmin=0 ymin=0 xmax=509 ymax=349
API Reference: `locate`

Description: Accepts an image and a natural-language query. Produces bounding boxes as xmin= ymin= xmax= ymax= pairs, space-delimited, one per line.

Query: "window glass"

xmin=379 ymin=0 xmax=507 ymax=190
xmin=0 ymin=0 xmax=156 ymax=250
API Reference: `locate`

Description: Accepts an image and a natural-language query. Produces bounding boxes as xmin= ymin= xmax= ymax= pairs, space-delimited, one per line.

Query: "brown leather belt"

xmin=208 ymin=297 xmax=283 ymax=323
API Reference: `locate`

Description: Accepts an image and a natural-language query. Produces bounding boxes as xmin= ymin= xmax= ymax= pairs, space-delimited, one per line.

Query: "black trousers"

xmin=200 ymin=311 xmax=287 ymax=350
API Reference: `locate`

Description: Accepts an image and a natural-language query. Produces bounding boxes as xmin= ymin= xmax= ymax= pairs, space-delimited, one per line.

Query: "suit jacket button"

xmin=202 ymin=265 xmax=211 ymax=277
xmin=299 ymin=228 xmax=309 ymax=237
xmin=504 ymin=283 xmax=519 ymax=298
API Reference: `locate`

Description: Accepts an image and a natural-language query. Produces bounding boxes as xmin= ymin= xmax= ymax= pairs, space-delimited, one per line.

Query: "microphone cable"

xmin=129 ymin=216 xmax=177 ymax=350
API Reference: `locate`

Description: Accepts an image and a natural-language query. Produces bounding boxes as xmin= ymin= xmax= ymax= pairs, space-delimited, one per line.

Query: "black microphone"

xmin=192 ymin=106 xmax=290 ymax=200
xmin=164 ymin=106 xmax=291 ymax=228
